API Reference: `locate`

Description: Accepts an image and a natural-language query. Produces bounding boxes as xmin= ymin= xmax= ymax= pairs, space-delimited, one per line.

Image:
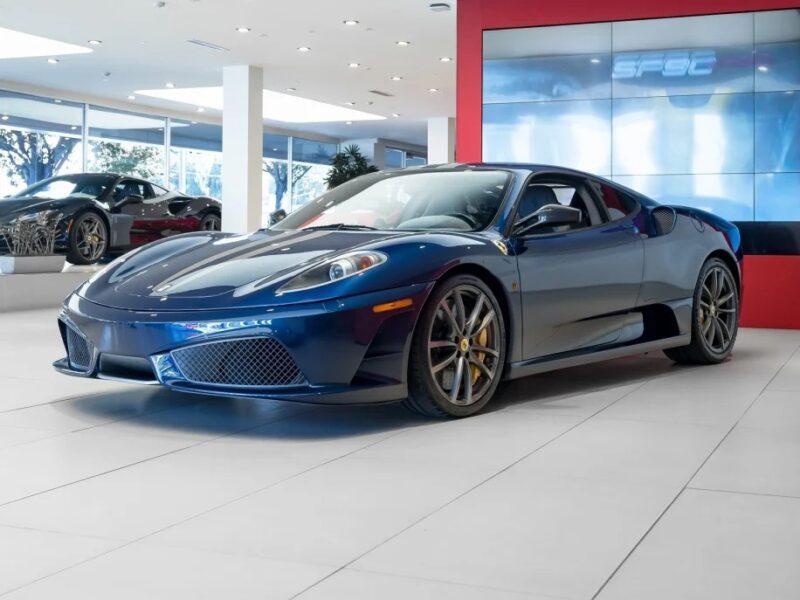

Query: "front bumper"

xmin=54 ymin=282 xmax=433 ymax=405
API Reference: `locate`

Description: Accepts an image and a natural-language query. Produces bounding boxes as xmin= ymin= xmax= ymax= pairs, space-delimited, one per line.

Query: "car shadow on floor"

xmin=63 ymin=353 xmax=684 ymax=439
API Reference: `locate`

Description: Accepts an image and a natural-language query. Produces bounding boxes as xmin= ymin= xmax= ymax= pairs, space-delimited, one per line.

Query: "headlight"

xmin=278 ymin=250 xmax=387 ymax=293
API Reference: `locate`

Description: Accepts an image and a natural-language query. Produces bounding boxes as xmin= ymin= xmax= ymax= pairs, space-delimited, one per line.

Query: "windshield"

xmin=12 ymin=175 xmax=115 ymax=201
xmin=275 ymin=170 xmax=511 ymax=232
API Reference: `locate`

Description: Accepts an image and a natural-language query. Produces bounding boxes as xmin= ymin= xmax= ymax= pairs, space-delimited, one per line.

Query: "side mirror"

xmin=115 ymin=194 xmax=144 ymax=210
xmin=269 ymin=208 xmax=287 ymax=226
xmin=514 ymin=204 xmax=583 ymax=235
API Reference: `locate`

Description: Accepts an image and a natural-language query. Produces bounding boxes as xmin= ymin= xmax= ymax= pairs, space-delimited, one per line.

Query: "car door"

xmin=511 ymin=173 xmax=645 ymax=360
xmin=112 ymin=179 xmax=152 ymax=246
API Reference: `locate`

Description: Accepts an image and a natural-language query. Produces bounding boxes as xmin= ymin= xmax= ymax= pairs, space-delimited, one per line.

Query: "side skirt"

xmin=505 ymin=334 xmax=690 ymax=380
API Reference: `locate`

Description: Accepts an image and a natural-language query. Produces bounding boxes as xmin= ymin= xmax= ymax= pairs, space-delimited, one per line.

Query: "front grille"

xmin=66 ymin=326 xmax=93 ymax=372
xmin=170 ymin=337 xmax=306 ymax=388
xmin=653 ymin=206 xmax=677 ymax=235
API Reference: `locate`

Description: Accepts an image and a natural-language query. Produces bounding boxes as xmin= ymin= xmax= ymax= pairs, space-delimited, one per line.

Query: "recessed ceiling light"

xmin=235 ymin=27 xmax=251 ymax=33
xmin=88 ymin=39 xmax=102 ymax=45
xmin=390 ymin=75 xmax=403 ymax=81
xmin=391 ymin=113 xmax=400 ymax=118
xmin=54 ymin=99 xmax=62 ymax=103
xmin=70 ymin=125 xmax=78 ymax=130
xmin=590 ymin=57 xmax=601 ymax=64
xmin=396 ymin=40 xmax=410 ymax=46
xmin=127 ymin=94 xmax=136 ymax=100
xmin=165 ymin=82 xmax=175 ymax=88
xmin=348 ymin=62 xmax=360 ymax=68
xmin=345 ymin=121 xmax=353 ymax=125
xmin=428 ymin=88 xmax=440 ymax=93
xmin=47 ymin=57 xmax=59 ymax=64
xmin=343 ymin=19 xmax=359 ymax=26
xmin=439 ymin=56 xmax=452 ymax=62
xmin=297 ymin=46 xmax=311 ymax=52
xmin=757 ymin=65 xmax=769 ymax=72
xmin=272 ymin=147 xmax=278 ymax=151
xmin=135 ymin=86 xmax=387 ymax=123
xmin=1 ymin=115 xmax=8 ymax=121
xmin=286 ymin=87 xmax=297 ymax=92
xmin=0 ymin=26 xmax=93 ymax=59
xmin=196 ymin=107 xmax=205 ymax=112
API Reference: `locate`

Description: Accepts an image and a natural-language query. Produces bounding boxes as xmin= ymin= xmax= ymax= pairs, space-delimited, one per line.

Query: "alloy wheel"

xmin=201 ymin=215 xmax=221 ymax=231
xmin=698 ymin=265 xmax=737 ymax=354
xmin=427 ymin=284 xmax=501 ymax=406
xmin=76 ymin=215 xmax=107 ymax=262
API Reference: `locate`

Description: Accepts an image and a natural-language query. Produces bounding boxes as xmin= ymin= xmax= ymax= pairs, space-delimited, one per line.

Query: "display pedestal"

xmin=0 ymin=264 xmax=99 ymax=312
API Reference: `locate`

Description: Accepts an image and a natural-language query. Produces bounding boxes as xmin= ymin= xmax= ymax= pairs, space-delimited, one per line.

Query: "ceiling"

xmin=0 ymin=0 xmax=457 ymax=146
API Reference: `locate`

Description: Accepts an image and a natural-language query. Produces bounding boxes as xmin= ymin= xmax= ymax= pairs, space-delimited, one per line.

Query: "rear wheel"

xmin=67 ymin=212 xmax=108 ymax=265
xmin=199 ymin=213 xmax=221 ymax=231
xmin=664 ymin=257 xmax=739 ymax=364
xmin=404 ymin=275 xmax=506 ymax=418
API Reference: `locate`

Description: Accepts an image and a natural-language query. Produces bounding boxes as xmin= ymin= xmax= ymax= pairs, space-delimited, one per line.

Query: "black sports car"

xmin=0 ymin=173 xmax=222 ymax=264
xmin=54 ymin=164 xmax=742 ymax=418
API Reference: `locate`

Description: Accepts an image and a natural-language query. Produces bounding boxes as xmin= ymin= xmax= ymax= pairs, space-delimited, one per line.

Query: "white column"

xmin=223 ymin=65 xmax=263 ymax=232
xmin=427 ymin=117 xmax=456 ymax=164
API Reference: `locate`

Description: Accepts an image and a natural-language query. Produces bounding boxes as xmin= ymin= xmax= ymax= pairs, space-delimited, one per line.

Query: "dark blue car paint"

xmin=54 ymin=164 xmax=743 ymax=406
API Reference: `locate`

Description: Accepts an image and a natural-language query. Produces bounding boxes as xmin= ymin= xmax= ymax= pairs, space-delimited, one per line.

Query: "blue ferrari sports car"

xmin=54 ymin=164 xmax=742 ymax=417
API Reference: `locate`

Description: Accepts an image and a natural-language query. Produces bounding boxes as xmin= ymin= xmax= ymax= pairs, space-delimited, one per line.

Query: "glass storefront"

xmin=1 ymin=89 xmax=341 ymax=217
xmin=482 ymin=9 xmax=800 ymax=222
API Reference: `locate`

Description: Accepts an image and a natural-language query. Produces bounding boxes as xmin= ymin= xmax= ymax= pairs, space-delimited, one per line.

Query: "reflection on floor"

xmin=0 ymin=309 xmax=798 ymax=599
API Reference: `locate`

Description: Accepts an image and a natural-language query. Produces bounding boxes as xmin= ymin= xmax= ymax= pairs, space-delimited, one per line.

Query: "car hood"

xmin=77 ymin=228 xmax=417 ymax=311
xmin=0 ymin=197 xmax=83 ymax=221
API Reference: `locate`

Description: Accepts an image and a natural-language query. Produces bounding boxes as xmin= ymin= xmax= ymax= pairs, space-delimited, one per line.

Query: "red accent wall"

xmin=456 ymin=0 xmax=800 ymax=329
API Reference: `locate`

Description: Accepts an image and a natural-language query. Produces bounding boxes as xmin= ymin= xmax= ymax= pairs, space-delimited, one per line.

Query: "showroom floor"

xmin=0 ymin=309 xmax=798 ymax=599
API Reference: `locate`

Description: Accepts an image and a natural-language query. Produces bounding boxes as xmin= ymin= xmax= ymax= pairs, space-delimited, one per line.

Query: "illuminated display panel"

xmin=482 ymin=9 xmax=800 ymax=222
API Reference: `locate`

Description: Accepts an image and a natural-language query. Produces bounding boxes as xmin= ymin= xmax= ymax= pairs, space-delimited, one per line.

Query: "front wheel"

xmin=404 ymin=275 xmax=506 ymax=418
xmin=67 ymin=212 xmax=108 ymax=265
xmin=664 ymin=257 xmax=739 ymax=364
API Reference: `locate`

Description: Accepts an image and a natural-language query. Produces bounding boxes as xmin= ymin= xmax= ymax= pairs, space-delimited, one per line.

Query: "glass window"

xmin=0 ymin=90 xmax=83 ymax=197
xmin=385 ymin=147 xmax=404 ymax=169
xmin=87 ymin=106 xmax=166 ymax=184
xmin=292 ymin=137 xmax=336 ymax=165
xmin=406 ymin=153 xmax=427 ymax=167
xmin=484 ymin=23 xmax=612 ymax=103
xmin=611 ymin=94 xmax=754 ymax=176
xmin=755 ymin=173 xmax=800 ymax=221
xmin=482 ymin=10 xmax=800 ymax=223
xmin=755 ymin=10 xmax=800 ymax=93
xmin=591 ymin=181 xmax=638 ymax=220
xmin=112 ymin=179 xmax=148 ymax=202
xmin=276 ymin=170 xmax=511 ymax=232
xmin=169 ymin=120 xmax=222 ymax=197
xmin=12 ymin=173 xmax=115 ymax=200
xmin=483 ymin=99 xmax=612 ymax=174
xmin=263 ymin=134 xmax=288 ymax=161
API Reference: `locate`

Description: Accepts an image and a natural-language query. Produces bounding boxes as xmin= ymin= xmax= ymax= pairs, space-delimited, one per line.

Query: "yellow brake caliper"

xmin=472 ymin=327 xmax=488 ymax=383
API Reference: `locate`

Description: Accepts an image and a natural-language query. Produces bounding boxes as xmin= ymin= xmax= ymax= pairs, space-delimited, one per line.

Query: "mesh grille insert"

xmin=653 ymin=206 xmax=677 ymax=235
xmin=171 ymin=337 xmax=306 ymax=387
xmin=66 ymin=326 xmax=92 ymax=372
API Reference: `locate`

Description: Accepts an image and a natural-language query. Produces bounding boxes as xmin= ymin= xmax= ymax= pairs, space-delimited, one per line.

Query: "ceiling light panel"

xmin=0 ymin=27 xmax=92 ymax=60
xmin=135 ymin=86 xmax=386 ymax=123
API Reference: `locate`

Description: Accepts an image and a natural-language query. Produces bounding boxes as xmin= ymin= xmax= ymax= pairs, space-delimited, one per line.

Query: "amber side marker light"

xmin=372 ymin=298 xmax=413 ymax=313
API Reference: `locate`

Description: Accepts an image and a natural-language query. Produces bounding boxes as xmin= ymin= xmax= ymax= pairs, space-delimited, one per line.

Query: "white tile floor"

xmin=0 ymin=308 xmax=798 ymax=599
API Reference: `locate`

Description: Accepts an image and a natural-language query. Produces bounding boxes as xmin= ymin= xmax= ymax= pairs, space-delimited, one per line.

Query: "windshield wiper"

xmin=301 ymin=223 xmax=379 ymax=231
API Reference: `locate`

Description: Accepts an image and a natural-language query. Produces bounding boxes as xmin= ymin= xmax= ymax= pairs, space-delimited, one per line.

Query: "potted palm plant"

xmin=0 ymin=210 xmax=66 ymax=274
xmin=324 ymin=144 xmax=378 ymax=189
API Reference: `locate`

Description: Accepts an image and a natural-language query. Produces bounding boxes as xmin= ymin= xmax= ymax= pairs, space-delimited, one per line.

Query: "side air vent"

xmin=652 ymin=206 xmax=677 ymax=235
xmin=66 ymin=326 xmax=93 ymax=372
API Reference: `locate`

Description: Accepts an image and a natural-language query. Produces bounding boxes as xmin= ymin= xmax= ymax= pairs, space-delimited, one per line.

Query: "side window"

xmin=515 ymin=177 xmax=603 ymax=235
xmin=112 ymin=180 xmax=146 ymax=202
xmin=149 ymin=183 xmax=169 ymax=198
xmin=592 ymin=182 xmax=638 ymax=222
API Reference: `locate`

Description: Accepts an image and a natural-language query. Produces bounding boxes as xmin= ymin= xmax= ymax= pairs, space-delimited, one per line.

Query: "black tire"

xmin=664 ymin=257 xmax=739 ymax=364
xmin=66 ymin=212 xmax=108 ymax=265
xmin=404 ymin=274 xmax=506 ymax=418
xmin=199 ymin=213 xmax=222 ymax=231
